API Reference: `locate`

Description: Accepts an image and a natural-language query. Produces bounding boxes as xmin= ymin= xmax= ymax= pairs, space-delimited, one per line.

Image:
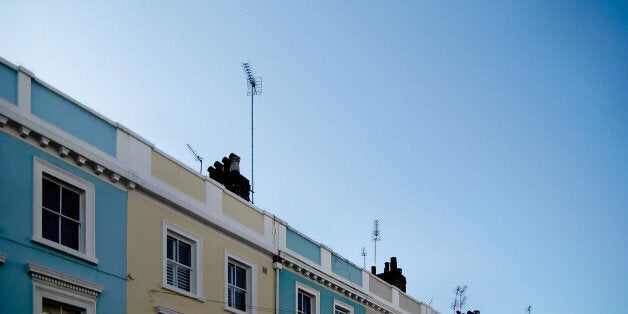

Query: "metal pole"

xmin=251 ymin=86 xmax=255 ymax=204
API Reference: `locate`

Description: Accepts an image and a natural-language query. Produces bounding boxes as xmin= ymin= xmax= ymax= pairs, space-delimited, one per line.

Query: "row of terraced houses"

xmin=0 ymin=56 xmax=440 ymax=314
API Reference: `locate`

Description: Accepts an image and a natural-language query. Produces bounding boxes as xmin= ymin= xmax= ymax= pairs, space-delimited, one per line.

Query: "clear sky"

xmin=2 ymin=1 xmax=627 ymax=313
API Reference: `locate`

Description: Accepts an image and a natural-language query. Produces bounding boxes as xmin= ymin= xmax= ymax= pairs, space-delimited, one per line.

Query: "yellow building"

xmin=122 ymin=137 xmax=278 ymax=313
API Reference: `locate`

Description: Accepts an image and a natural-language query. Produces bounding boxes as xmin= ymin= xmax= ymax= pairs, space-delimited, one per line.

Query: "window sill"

xmin=161 ymin=284 xmax=206 ymax=302
xmin=31 ymin=236 xmax=99 ymax=264
xmin=224 ymin=305 xmax=249 ymax=314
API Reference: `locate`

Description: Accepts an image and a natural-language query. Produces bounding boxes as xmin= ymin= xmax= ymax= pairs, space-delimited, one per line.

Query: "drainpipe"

xmin=275 ymin=268 xmax=279 ymax=314
xmin=273 ymin=258 xmax=282 ymax=314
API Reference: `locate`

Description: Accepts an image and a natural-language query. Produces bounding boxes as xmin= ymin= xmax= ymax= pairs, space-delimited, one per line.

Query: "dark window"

xmin=42 ymin=176 xmax=81 ymax=250
xmin=43 ymin=298 xmax=84 ymax=314
xmin=227 ymin=262 xmax=248 ymax=311
xmin=298 ymin=290 xmax=313 ymax=314
xmin=335 ymin=306 xmax=350 ymax=314
xmin=166 ymin=234 xmax=193 ymax=292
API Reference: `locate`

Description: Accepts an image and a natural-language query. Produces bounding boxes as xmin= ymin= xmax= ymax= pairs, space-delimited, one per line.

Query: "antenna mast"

xmin=452 ymin=285 xmax=468 ymax=314
xmin=186 ymin=144 xmax=204 ymax=174
xmin=526 ymin=306 xmax=532 ymax=314
xmin=372 ymin=220 xmax=381 ymax=267
xmin=241 ymin=62 xmax=262 ymax=204
xmin=361 ymin=247 xmax=367 ymax=269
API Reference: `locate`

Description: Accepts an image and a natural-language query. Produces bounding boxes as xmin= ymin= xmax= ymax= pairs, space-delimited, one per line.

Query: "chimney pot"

xmin=391 ymin=257 xmax=397 ymax=271
xmin=229 ymin=153 xmax=240 ymax=173
xmin=384 ymin=262 xmax=389 ymax=273
xmin=371 ymin=266 xmax=376 ymax=275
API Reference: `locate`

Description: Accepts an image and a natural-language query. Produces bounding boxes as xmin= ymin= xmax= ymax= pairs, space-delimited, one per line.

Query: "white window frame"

xmin=29 ymin=263 xmax=101 ymax=314
xmin=162 ymin=220 xmax=203 ymax=300
xmin=224 ymin=250 xmax=257 ymax=314
xmin=333 ymin=299 xmax=354 ymax=314
xmin=32 ymin=157 xmax=97 ymax=264
xmin=155 ymin=306 xmax=184 ymax=314
xmin=296 ymin=281 xmax=320 ymax=314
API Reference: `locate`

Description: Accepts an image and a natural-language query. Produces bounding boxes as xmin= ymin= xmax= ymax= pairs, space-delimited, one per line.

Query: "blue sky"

xmin=2 ymin=1 xmax=627 ymax=313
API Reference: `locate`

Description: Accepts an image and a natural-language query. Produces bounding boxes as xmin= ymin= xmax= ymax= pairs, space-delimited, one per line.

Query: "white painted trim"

xmin=28 ymin=263 xmax=103 ymax=296
xmin=29 ymin=263 xmax=101 ymax=314
xmin=392 ymin=288 xmax=400 ymax=308
xmin=361 ymin=269 xmax=370 ymax=291
xmin=0 ymin=56 xmax=19 ymax=71
xmin=155 ymin=306 xmax=184 ymax=314
xmin=162 ymin=220 xmax=204 ymax=301
xmin=296 ymin=281 xmax=320 ymax=314
xmin=320 ymin=248 xmax=332 ymax=273
xmin=32 ymin=157 xmax=98 ymax=264
xmin=334 ymin=299 xmax=354 ymax=314
xmin=17 ymin=69 xmax=31 ymax=114
xmin=224 ymin=250 xmax=257 ymax=314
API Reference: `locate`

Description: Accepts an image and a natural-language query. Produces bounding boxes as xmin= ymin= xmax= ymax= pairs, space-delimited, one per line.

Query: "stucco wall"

xmin=0 ymin=130 xmax=127 ymax=313
xmin=369 ymin=275 xmax=393 ymax=302
xmin=127 ymin=191 xmax=275 ymax=313
xmin=0 ymin=61 xmax=17 ymax=104
xmin=30 ymin=80 xmax=117 ymax=157
xmin=278 ymin=269 xmax=366 ymax=314
xmin=151 ymin=150 xmax=205 ymax=202
xmin=223 ymin=193 xmax=264 ymax=235
xmin=286 ymin=229 xmax=321 ymax=265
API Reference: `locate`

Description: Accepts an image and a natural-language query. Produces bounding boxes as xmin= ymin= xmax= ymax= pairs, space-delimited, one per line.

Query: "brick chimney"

xmin=374 ymin=257 xmax=407 ymax=292
xmin=208 ymin=153 xmax=251 ymax=201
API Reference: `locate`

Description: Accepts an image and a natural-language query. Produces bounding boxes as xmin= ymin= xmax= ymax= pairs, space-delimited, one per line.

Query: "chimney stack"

xmin=374 ymin=257 xmax=407 ymax=292
xmin=208 ymin=153 xmax=251 ymax=201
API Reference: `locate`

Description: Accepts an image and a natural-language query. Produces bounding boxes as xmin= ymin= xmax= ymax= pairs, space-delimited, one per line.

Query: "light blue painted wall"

xmin=332 ymin=253 xmax=363 ymax=287
xmin=0 ymin=131 xmax=127 ymax=313
xmin=286 ymin=228 xmax=321 ymax=265
xmin=30 ymin=81 xmax=117 ymax=157
xmin=278 ymin=269 xmax=366 ymax=314
xmin=0 ymin=62 xmax=17 ymax=105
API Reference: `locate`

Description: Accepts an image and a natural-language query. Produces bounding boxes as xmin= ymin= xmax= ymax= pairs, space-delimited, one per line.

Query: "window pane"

xmin=42 ymin=210 xmax=59 ymax=243
xmin=166 ymin=261 xmax=175 ymax=286
xmin=42 ymin=178 xmax=60 ymax=213
xmin=234 ymin=288 xmax=246 ymax=311
xmin=43 ymin=298 xmax=83 ymax=314
xmin=235 ymin=266 xmax=247 ymax=289
xmin=42 ymin=301 xmax=61 ymax=314
xmin=178 ymin=241 xmax=191 ymax=267
xmin=303 ymin=295 xmax=311 ymax=313
xmin=298 ymin=292 xmax=312 ymax=314
xmin=228 ymin=286 xmax=234 ymax=307
xmin=61 ymin=187 xmax=80 ymax=220
xmin=60 ymin=218 xmax=80 ymax=250
xmin=335 ymin=307 xmax=349 ymax=314
xmin=176 ymin=265 xmax=191 ymax=291
xmin=167 ymin=236 xmax=175 ymax=260
xmin=228 ymin=263 xmax=235 ymax=284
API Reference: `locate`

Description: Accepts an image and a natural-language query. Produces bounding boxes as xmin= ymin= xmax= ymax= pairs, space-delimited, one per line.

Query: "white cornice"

xmin=27 ymin=263 xmax=103 ymax=298
xmin=280 ymin=251 xmax=400 ymax=314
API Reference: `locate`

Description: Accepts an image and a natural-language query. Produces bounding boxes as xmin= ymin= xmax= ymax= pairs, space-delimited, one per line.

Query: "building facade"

xmin=0 ymin=56 xmax=439 ymax=314
xmin=0 ymin=58 xmax=127 ymax=313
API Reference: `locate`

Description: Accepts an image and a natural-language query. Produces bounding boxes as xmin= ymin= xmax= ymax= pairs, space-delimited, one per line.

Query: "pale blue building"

xmin=0 ymin=57 xmax=128 ymax=313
